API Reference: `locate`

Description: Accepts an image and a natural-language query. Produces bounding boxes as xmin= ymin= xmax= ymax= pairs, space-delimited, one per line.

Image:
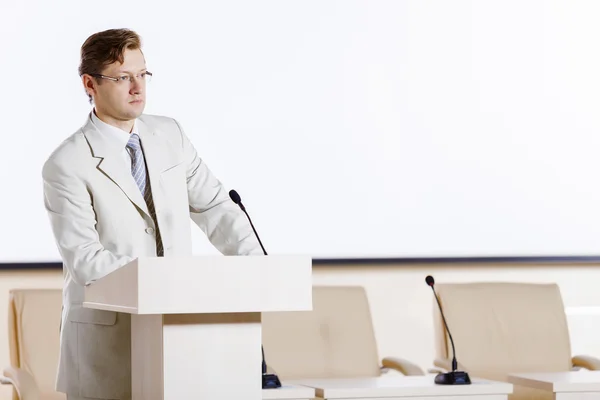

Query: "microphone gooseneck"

xmin=228 ymin=189 xmax=281 ymax=389
xmin=425 ymin=276 xmax=457 ymax=372
xmin=229 ymin=190 xmax=267 ymax=255
xmin=425 ymin=275 xmax=471 ymax=385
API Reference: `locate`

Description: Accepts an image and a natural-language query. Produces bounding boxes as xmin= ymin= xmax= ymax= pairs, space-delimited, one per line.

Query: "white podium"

xmin=83 ymin=255 xmax=312 ymax=400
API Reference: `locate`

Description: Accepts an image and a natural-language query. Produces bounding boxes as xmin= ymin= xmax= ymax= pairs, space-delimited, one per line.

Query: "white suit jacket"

xmin=42 ymin=113 xmax=261 ymax=399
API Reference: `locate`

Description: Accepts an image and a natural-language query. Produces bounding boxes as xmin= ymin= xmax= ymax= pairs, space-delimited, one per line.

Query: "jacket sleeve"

xmin=42 ymin=156 xmax=134 ymax=286
xmin=173 ymin=119 xmax=263 ymax=256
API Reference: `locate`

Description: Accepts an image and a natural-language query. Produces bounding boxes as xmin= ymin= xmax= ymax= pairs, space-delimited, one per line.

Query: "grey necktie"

xmin=126 ymin=133 xmax=164 ymax=256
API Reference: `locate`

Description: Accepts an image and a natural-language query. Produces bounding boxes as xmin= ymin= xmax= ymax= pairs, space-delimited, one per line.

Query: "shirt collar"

xmin=90 ymin=109 xmax=138 ymax=149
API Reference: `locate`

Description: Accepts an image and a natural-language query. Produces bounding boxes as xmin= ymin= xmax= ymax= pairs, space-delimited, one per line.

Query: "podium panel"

xmin=132 ymin=313 xmax=261 ymax=399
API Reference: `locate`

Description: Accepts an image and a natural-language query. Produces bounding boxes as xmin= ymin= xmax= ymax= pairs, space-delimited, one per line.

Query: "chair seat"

xmin=6 ymin=289 xmax=64 ymax=400
xmin=432 ymin=282 xmax=575 ymax=400
xmin=262 ymin=286 xmax=386 ymax=379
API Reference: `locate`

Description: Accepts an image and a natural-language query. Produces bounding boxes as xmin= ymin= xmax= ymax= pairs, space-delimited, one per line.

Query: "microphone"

xmin=229 ymin=189 xmax=267 ymax=256
xmin=425 ymin=275 xmax=471 ymax=385
xmin=229 ymin=189 xmax=281 ymax=389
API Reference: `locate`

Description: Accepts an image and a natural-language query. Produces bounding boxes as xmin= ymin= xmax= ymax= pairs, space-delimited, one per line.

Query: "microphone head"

xmin=425 ymin=275 xmax=435 ymax=286
xmin=229 ymin=189 xmax=242 ymax=205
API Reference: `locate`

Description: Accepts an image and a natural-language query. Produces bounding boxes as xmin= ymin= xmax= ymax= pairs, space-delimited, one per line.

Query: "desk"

xmin=263 ymin=383 xmax=316 ymax=400
xmin=508 ymin=371 xmax=600 ymax=400
xmin=293 ymin=376 xmax=513 ymax=399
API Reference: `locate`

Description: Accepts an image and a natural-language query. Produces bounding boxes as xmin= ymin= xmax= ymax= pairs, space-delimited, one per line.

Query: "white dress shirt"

xmin=90 ymin=109 xmax=139 ymax=168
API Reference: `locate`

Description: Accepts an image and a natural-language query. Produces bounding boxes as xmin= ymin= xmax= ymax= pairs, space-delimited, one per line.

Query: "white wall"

xmin=2 ymin=263 xmax=600 ymax=399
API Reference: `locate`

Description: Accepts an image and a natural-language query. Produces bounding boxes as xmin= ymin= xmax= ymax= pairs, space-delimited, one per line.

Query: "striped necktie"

xmin=126 ymin=133 xmax=164 ymax=256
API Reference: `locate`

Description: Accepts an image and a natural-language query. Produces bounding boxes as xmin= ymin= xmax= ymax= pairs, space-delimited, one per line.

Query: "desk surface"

xmin=508 ymin=371 xmax=600 ymax=393
xmin=263 ymin=383 xmax=316 ymax=400
xmin=291 ymin=376 xmax=513 ymax=398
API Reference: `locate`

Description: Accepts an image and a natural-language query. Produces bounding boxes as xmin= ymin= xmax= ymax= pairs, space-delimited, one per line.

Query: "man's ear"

xmin=82 ymin=74 xmax=96 ymax=98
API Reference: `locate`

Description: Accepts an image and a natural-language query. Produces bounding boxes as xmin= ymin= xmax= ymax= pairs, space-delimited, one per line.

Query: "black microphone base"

xmin=434 ymin=371 xmax=471 ymax=385
xmin=262 ymin=373 xmax=282 ymax=389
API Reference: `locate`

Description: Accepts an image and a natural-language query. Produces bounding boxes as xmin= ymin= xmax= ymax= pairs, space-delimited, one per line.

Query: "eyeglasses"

xmin=90 ymin=71 xmax=153 ymax=85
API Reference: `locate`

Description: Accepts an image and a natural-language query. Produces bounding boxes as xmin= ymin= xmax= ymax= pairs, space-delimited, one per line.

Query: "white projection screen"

xmin=2 ymin=0 xmax=600 ymax=263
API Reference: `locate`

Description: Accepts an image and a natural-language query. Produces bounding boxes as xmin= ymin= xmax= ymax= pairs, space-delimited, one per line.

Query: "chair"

xmin=432 ymin=281 xmax=600 ymax=400
xmin=1 ymin=289 xmax=64 ymax=400
xmin=261 ymin=285 xmax=424 ymax=379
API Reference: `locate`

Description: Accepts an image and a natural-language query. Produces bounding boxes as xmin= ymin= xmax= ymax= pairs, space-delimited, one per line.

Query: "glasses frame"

xmin=90 ymin=71 xmax=153 ymax=84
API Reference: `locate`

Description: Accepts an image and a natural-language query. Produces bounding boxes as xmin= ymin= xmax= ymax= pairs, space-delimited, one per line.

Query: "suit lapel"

xmin=136 ymin=118 xmax=181 ymax=206
xmin=82 ymin=115 xmax=151 ymax=217
xmin=136 ymin=118 xmax=181 ymax=178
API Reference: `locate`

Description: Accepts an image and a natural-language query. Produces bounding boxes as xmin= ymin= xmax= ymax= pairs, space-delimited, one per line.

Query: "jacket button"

xmin=145 ymin=227 xmax=155 ymax=235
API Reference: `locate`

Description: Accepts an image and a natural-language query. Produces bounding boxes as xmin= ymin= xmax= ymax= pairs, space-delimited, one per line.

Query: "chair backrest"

xmin=262 ymin=286 xmax=382 ymax=379
xmin=433 ymin=282 xmax=573 ymax=382
xmin=8 ymin=289 xmax=62 ymax=399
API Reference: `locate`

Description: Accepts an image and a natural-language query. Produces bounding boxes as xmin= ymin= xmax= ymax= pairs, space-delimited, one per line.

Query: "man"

xmin=42 ymin=28 xmax=262 ymax=400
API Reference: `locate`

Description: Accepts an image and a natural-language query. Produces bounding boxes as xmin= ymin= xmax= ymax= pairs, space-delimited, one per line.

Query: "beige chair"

xmin=1 ymin=289 xmax=64 ymax=400
xmin=2 ymin=285 xmax=423 ymax=399
xmin=432 ymin=282 xmax=600 ymax=400
xmin=262 ymin=285 xmax=424 ymax=379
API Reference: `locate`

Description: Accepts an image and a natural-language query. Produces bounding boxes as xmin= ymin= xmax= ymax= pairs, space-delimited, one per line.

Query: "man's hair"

xmin=79 ymin=28 xmax=142 ymax=102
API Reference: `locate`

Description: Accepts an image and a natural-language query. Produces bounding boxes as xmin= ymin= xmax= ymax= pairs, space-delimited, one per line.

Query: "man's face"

xmin=86 ymin=48 xmax=148 ymax=123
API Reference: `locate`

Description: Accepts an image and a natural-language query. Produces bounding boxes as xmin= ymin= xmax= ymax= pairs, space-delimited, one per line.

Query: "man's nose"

xmin=130 ymin=79 xmax=142 ymax=94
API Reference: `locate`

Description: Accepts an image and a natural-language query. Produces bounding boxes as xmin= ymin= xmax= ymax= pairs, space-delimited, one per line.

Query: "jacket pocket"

xmin=161 ymin=160 xmax=184 ymax=174
xmin=67 ymin=305 xmax=117 ymax=325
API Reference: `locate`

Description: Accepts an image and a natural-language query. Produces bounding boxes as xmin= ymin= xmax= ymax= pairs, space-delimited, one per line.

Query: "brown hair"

xmin=79 ymin=28 xmax=142 ymax=101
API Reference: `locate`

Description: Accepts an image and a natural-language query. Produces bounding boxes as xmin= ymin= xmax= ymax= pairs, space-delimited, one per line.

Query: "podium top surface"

xmin=508 ymin=371 xmax=600 ymax=393
xmin=262 ymin=384 xmax=315 ymax=400
xmin=83 ymin=255 xmax=312 ymax=314
xmin=290 ymin=376 xmax=513 ymax=398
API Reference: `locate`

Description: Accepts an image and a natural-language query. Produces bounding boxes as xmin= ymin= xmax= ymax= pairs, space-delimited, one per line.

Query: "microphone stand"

xmin=229 ymin=190 xmax=281 ymax=389
xmin=426 ymin=276 xmax=471 ymax=385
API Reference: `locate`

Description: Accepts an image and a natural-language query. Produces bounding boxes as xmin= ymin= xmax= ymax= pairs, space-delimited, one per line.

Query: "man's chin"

xmin=124 ymin=106 xmax=145 ymax=119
